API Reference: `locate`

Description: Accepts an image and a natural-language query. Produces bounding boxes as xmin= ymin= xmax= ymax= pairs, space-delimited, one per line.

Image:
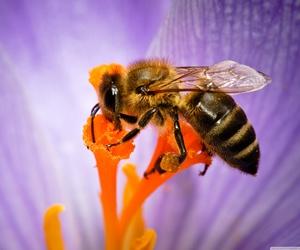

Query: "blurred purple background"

xmin=1 ymin=0 xmax=299 ymax=249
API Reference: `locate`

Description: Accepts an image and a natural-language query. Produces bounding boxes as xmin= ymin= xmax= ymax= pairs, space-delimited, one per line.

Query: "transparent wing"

xmin=148 ymin=60 xmax=271 ymax=94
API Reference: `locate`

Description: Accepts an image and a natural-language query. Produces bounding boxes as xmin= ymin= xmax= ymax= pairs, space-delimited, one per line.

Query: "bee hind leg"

xmin=198 ymin=144 xmax=213 ymax=176
xmin=172 ymin=108 xmax=187 ymax=162
xmin=199 ymin=164 xmax=210 ymax=176
xmin=159 ymin=108 xmax=187 ymax=172
xmin=144 ymin=108 xmax=187 ymax=178
xmin=143 ymin=155 xmax=166 ymax=179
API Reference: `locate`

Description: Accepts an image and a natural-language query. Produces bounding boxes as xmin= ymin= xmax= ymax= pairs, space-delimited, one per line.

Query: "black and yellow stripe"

xmin=181 ymin=92 xmax=259 ymax=175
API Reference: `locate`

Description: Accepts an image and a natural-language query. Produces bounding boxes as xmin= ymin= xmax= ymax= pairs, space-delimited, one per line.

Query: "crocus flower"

xmin=1 ymin=1 xmax=300 ymax=250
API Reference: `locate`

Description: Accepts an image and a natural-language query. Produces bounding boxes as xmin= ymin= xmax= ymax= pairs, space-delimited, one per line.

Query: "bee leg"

xmin=198 ymin=144 xmax=213 ymax=176
xmin=201 ymin=143 xmax=213 ymax=156
xmin=143 ymin=155 xmax=165 ymax=179
xmin=90 ymin=103 xmax=100 ymax=143
xmin=199 ymin=164 xmax=210 ymax=176
xmin=120 ymin=113 xmax=138 ymax=124
xmin=106 ymin=107 xmax=158 ymax=149
xmin=172 ymin=108 xmax=187 ymax=164
xmin=143 ymin=166 xmax=157 ymax=179
xmin=158 ymin=108 xmax=187 ymax=173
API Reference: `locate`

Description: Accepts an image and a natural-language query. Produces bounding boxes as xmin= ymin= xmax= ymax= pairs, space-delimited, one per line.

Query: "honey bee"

xmin=90 ymin=59 xmax=270 ymax=177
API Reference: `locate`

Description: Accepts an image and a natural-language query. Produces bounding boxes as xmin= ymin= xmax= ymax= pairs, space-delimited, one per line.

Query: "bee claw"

xmin=199 ymin=170 xmax=205 ymax=176
xmin=105 ymin=142 xmax=120 ymax=151
xmin=199 ymin=164 xmax=210 ymax=176
xmin=105 ymin=144 xmax=112 ymax=151
xmin=143 ymin=167 xmax=157 ymax=179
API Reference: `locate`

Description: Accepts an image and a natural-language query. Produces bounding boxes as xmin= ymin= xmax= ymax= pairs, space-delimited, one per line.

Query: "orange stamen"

xmin=122 ymin=163 xmax=157 ymax=250
xmin=83 ymin=115 xmax=135 ymax=250
xmin=121 ymin=163 xmax=145 ymax=249
xmin=132 ymin=229 xmax=157 ymax=250
xmin=119 ymin=121 xmax=211 ymax=240
xmin=43 ymin=204 xmax=65 ymax=250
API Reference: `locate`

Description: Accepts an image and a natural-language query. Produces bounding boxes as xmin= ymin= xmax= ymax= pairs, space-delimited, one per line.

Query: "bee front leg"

xmin=106 ymin=107 xmax=158 ymax=149
xmin=120 ymin=113 xmax=138 ymax=124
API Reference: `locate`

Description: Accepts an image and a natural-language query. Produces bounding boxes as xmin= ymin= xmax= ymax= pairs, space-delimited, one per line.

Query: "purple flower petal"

xmin=147 ymin=1 xmax=300 ymax=249
xmin=2 ymin=0 xmax=300 ymax=249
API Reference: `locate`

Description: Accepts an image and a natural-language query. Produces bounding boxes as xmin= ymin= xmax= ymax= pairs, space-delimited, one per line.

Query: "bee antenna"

xmin=90 ymin=103 xmax=100 ymax=116
xmin=90 ymin=103 xmax=100 ymax=143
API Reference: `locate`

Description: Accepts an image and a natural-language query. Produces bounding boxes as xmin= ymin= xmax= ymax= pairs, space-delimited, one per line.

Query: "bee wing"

xmin=148 ymin=60 xmax=271 ymax=94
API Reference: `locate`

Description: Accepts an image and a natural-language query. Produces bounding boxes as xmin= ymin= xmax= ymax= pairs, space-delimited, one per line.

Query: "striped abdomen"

xmin=180 ymin=92 xmax=259 ymax=175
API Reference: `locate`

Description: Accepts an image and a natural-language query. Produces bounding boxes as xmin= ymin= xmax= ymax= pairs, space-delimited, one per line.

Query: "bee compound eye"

xmin=104 ymin=88 xmax=116 ymax=111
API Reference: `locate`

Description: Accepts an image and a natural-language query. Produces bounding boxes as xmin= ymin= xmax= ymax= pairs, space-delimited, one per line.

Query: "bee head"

xmin=89 ymin=64 xmax=125 ymax=120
